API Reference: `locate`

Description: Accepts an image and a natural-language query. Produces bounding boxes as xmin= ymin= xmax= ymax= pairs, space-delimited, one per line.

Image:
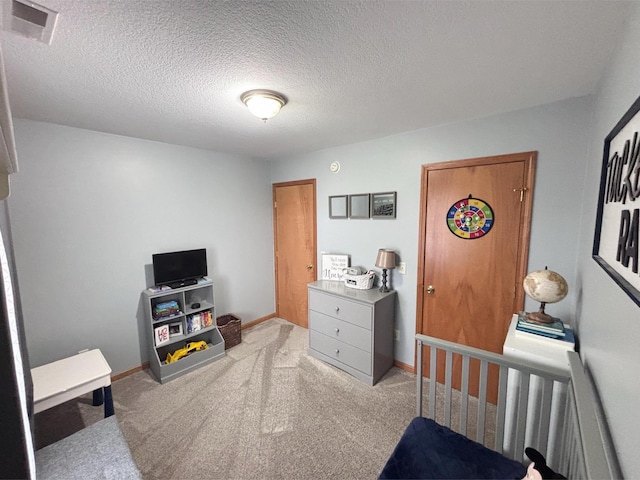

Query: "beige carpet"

xmin=35 ymin=318 xmax=422 ymax=479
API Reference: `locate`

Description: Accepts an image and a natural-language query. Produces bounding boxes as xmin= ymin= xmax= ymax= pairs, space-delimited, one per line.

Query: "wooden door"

xmin=273 ymin=180 xmax=317 ymax=328
xmin=416 ymin=152 xmax=535 ymax=402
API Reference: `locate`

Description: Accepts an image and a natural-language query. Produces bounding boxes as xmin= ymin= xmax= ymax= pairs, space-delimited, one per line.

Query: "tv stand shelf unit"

xmin=142 ymin=279 xmax=225 ymax=383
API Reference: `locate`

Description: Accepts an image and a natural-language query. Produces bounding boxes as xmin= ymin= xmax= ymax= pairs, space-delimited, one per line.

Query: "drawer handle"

xmin=335 ymin=307 xmax=340 ymax=312
xmin=335 ymin=349 xmax=340 ymax=355
xmin=335 ymin=327 xmax=340 ymax=333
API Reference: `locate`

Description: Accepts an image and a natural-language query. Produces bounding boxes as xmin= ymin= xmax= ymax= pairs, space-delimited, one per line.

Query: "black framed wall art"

xmin=371 ymin=192 xmax=397 ymax=218
xmin=593 ymin=94 xmax=640 ymax=307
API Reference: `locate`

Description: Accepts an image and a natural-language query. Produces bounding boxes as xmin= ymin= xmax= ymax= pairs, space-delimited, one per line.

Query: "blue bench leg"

xmin=92 ymin=386 xmax=114 ymax=417
xmin=93 ymin=388 xmax=104 ymax=406
xmin=103 ymin=385 xmax=114 ymax=417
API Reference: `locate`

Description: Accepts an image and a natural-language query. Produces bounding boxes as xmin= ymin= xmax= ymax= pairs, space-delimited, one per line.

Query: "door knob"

xmin=306 ymin=264 xmax=313 ymax=271
xmin=426 ymin=285 xmax=435 ymax=294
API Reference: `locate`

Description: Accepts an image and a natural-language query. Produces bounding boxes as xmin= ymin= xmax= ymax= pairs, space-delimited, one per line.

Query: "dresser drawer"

xmin=309 ymin=310 xmax=372 ymax=352
xmin=308 ymin=290 xmax=372 ymax=330
xmin=309 ymin=330 xmax=371 ymax=375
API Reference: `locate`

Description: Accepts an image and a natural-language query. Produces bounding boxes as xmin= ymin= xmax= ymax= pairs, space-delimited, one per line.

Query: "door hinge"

xmin=513 ymin=187 xmax=528 ymax=202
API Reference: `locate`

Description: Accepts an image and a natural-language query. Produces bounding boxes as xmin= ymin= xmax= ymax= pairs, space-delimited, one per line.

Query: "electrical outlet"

xmin=394 ymin=329 xmax=400 ymax=341
xmin=398 ymin=262 xmax=407 ymax=274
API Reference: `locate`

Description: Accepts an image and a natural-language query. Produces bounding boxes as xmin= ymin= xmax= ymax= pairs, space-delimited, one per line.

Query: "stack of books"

xmin=153 ymin=300 xmax=181 ymax=319
xmin=516 ymin=311 xmax=573 ymax=341
xmin=186 ymin=311 xmax=213 ymax=333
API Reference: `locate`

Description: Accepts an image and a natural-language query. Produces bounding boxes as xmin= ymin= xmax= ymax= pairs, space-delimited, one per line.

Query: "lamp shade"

xmin=375 ymin=249 xmax=396 ymax=269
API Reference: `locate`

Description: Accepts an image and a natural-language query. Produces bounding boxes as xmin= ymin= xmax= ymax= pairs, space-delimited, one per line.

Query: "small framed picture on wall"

xmin=349 ymin=194 xmax=370 ymax=218
xmin=371 ymin=192 xmax=397 ymax=218
xmin=329 ymin=195 xmax=348 ymax=218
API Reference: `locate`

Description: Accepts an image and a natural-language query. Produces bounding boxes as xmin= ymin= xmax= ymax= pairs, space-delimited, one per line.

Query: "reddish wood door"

xmin=417 ymin=152 xmax=535 ymax=402
xmin=273 ymin=180 xmax=316 ymax=328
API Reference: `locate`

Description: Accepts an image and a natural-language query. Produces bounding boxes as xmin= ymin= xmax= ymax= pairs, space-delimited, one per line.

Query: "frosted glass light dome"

xmin=241 ymin=90 xmax=287 ymax=121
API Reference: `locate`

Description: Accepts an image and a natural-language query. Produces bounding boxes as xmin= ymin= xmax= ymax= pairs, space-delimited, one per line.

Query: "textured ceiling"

xmin=0 ymin=0 xmax=631 ymax=159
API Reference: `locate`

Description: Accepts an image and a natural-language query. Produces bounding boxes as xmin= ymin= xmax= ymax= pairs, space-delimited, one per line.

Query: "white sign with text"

xmin=321 ymin=254 xmax=350 ymax=281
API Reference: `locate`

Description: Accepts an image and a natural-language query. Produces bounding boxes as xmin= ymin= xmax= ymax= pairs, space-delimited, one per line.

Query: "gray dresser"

xmin=307 ymin=280 xmax=396 ymax=385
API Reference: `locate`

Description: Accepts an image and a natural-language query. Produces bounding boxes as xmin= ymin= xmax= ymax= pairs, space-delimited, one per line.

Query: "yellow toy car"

xmin=166 ymin=340 xmax=209 ymax=364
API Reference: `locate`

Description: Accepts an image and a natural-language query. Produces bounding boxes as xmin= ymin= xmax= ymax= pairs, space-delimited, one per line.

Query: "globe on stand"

xmin=523 ymin=268 xmax=568 ymax=324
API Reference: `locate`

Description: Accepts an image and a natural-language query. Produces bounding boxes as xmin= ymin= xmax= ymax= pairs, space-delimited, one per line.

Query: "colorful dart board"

xmin=447 ymin=196 xmax=494 ymax=239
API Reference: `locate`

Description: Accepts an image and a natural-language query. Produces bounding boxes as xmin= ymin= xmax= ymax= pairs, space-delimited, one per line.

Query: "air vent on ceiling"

xmin=2 ymin=0 xmax=58 ymax=45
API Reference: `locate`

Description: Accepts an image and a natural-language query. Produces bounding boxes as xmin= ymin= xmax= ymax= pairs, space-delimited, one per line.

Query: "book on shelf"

xmin=186 ymin=313 xmax=202 ymax=334
xmin=153 ymin=300 xmax=181 ymax=319
xmin=202 ymin=310 xmax=213 ymax=328
xmin=517 ymin=311 xmax=565 ymax=334
xmin=515 ymin=324 xmax=575 ymax=343
xmin=517 ymin=321 xmax=565 ymax=337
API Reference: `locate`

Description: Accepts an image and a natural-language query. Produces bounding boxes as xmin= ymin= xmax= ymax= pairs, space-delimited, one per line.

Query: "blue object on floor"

xmin=379 ymin=417 xmax=527 ymax=479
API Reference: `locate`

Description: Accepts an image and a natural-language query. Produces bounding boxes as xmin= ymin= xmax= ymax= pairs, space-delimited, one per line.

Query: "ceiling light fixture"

xmin=241 ymin=89 xmax=287 ymax=122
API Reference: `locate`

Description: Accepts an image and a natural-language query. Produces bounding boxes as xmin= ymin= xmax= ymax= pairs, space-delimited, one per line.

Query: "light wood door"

xmin=273 ymin=180 xmax=316 ymax=328
xmin=416 ymin=152 xmax=535 ymax=402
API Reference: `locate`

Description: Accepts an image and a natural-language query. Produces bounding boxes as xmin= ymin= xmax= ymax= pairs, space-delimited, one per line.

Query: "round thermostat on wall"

xmin=330 ymin=161 xmax=341 ymax=173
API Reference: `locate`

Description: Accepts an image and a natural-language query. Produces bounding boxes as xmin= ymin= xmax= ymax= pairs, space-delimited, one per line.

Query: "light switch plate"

xmin=398 ymin=262 xmax=406 ymax=274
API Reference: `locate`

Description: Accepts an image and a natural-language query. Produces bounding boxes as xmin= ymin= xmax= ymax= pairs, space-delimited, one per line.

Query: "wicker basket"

xmin=343 ymin=272 xmax=376 ymax=290
xmin=216 ymin=314 xmax=241 ymax=349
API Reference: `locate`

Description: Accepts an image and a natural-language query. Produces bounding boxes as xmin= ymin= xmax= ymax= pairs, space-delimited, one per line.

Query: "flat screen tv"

xmin=152 ymin=248 xmax=207 ymax=287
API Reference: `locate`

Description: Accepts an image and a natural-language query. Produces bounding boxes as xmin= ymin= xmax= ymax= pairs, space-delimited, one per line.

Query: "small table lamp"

xmin=375 ymin=249 xmax=396 ymax=292
xmin=522 ymin=267 xmax=568 ymax=324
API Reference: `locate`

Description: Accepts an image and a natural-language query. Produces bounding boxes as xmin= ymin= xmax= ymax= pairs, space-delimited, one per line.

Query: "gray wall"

xmin=8 ymin=120 xmax=275 ymax=373
xmin=575 ymin=4 xmax=640 ymax=477
xmin=271 ymin=95 xmax=591 ymax=367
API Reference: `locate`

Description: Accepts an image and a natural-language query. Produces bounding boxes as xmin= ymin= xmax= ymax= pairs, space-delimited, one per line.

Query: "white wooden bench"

xmin=32 ymin=349 xmax=114 ymax=417
xmin=31 ymin=349 xmax=142 ymax=478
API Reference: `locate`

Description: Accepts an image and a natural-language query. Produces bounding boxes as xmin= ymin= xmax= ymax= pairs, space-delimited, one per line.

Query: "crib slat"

xmin=460 ymin=355 xmax=469 ymax=436
xmin=494 ymin=365 xmax=509 ymax=453
xmin=476 ymin=359 xmax=488 ymax=442
xmin=514 ymin=371 xmax=531 ymax=461
xmin=551 ymin=385 xmax=569 ymax=471
xmin=536 ymin=376 xmax=554 ymax=456
xmin=444 ymin=350 xmax=453 ymax=427
xmin=564 ymin=396 xmax=581 ymax=478
xmin=416 ymin=339 xmax=423 ymax=417
xmin=429 ymin=346 xmax=437 ymax=419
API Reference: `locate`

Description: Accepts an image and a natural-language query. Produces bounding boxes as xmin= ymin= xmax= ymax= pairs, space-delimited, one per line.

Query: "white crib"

xmin=380 ymin=333 xmax=621 ymax=479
